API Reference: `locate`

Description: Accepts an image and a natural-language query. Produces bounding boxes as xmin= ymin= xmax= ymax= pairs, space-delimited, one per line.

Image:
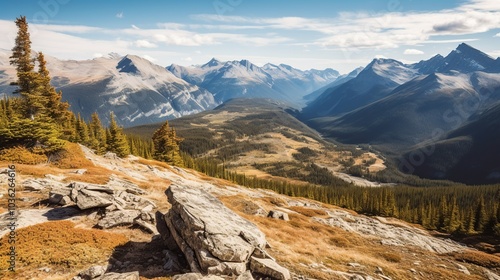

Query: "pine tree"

xmin=107 ymin=113 xmax=129 ymax=157
xmin=474 ymin=196 xmax=487 ymax=232
xmin=9 ymin=16 xmax=45 ymax=119
xmin=36 ymin=52 xmax=70 ymax=123
xmin=88 ymin=112 xmax=106 ymax=154
xmin=152 ymin=120 xmax=183 ymax=166
xmin=446 ymin=195 xmax=461 ymax=233
xmin=74 ymin=113 xmax=89 ymax=144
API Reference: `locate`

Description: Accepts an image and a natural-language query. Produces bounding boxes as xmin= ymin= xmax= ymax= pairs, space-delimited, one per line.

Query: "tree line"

xmin=182 ymin=154 xmax=500 ymax=236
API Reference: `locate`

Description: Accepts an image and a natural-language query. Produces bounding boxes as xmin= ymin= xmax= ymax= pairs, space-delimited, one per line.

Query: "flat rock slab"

xmin=250 ymin=257 xmax=291 ymax=280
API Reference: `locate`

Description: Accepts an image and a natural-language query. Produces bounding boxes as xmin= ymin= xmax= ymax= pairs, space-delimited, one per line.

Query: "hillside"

xmin=126 ymin=98 xmax=387 ymax=187
xmin=1 ymin=144 xmax=499 ymax=279
xmin=402 ymin=102 xmax=500 ymax=184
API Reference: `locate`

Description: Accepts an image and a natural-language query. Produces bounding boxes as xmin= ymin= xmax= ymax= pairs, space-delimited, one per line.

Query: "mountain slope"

xmin=402 ymin=102 xmax=500 ymax=184
xmin=167 ymin=59 xmax=339 ymax=106
xmin=308 ymin=71 xmax=500 ymax=151
xmin=301 ymin=58 xmax=418 ymax=119
xmin=2 ymin=145 xmax=498 ymax=279
xmin=0 ymin=51 xmax=217 ymax=127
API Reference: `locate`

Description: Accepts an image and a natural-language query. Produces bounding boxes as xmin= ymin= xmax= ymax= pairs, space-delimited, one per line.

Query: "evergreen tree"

xmin=474 ymin=196 xmax=487 ymax=232
xmin=75 ymin=113 xmax=89 ymax=144
xmin=88 ymin=112 xmax=106 ymax=154
xmin=9 ymin=16 xmax=45 ymax=119
xmin=107 ymin=113 xmax=129 ymax=157
xmin=152 ymin=120 xmax=183 ymax=166
xmin=36 ymin=52 xmax=70 ymax=123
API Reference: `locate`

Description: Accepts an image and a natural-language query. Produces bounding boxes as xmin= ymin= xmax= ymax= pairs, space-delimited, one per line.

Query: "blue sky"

xmin=1 ymin=0 xmax=499 ymax=73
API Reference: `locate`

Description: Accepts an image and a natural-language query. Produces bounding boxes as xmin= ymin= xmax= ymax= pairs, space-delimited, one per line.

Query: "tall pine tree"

xmin=152 ymin=120 xmax=183 ymax=166
xmin=106 ymin=113 xmax=129 ymax=158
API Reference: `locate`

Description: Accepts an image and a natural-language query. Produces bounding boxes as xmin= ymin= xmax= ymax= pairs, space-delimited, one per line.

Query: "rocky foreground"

xmin=0 ymin=145 xmax=499 ymax=280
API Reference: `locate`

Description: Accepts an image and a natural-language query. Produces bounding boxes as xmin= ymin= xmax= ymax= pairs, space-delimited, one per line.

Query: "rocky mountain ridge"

xmin=1 ymin=145 xmax=499 ymax=279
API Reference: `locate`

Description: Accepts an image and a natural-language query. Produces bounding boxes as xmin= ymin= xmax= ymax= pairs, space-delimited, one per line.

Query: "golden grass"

xmin=448 ymin=250 xmax=500 ymax=270
xmin=0 ymin=146 xmax=48 ymax=165
xmin=218 ymin=194 xmax=488 ymax=280
xmin=288 ymin=206 xmax=327 ymax=217
xmin=50 ymin=142 xmax=95 ymax=169
xmin=0 ymin=221 xmax=127 ymax=278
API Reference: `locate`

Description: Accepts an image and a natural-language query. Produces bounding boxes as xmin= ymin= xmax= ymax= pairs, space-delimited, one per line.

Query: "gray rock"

xmin=48 ymin=193 xmax=64 ymax=204
xmin=79 ymin=265 xmax=107 ymax=279
xmin=106 ymin=175 xmax=146 ymax=195
xmin=23 ymin=179 xmax=45 ymax=191
xmin=75 ymin=188 xmax=114 ymax=210
xmin=250 ymin=257 xmax=291 ymax=280
xmin=97 ymin=210 xmax=141 ymax=229
xmin=161 ymin=184 xmax=295 ymax=278
xmin=350 ymin=275 xmax=365 ymax=280
xmin=484 ymin=269 xmax=500 ymax=280
xmin=100 ymin=271 xmax=139 ymax=280
xmin=268 ymin=210 xmax=289 ymax=221
xmin=164 ymin=184 xmax=269 ymax=275
xmin=134 ymin=218 xmax=159 ymax=234
xmin=455 ymin=263 xmax=470 ymax=275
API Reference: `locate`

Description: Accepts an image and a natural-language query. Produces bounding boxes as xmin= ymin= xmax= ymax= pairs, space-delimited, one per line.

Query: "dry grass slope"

xmin=0 ymin=221 xmax=127 ymax=279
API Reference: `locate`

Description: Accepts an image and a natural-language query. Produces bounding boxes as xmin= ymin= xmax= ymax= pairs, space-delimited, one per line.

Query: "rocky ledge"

xmin=161 ymin=184 xmax=290 ymax=280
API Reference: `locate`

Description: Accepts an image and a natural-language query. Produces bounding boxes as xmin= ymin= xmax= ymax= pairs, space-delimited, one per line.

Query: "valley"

xmin=126 ymin=98 xmax=386 ymax=188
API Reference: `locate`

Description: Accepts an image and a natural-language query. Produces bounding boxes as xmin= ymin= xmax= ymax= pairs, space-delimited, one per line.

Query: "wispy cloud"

xmin=495 ymin=32 xmax=500 ymax=37
xmin=116 ymin=12 xmax=124 ymax=19
xmin=134 ymin=39 xmax=157 ymax=48
xmin=404 ymin=49 xmax=424 ymax=55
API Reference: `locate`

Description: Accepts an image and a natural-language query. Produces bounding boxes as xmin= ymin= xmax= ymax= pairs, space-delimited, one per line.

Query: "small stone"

xmin=375 ymin=267 xmax=384 ymax=275
xmin=250 ymin=257 xmax=291 ymax=280
xmin=268 ymin=210 xmax=290 ymax=221
xmin=348 ymin=263 xmax=361 ymax=268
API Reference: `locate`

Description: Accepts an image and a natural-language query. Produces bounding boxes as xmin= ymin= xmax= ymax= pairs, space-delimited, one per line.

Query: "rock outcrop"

xmin=46 ymin=181 xmax=157 ymax=233
xmin=162 ymin=184 xmax=290 ymax=279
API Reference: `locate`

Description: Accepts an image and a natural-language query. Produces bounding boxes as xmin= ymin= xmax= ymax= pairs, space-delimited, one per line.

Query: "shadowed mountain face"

xmin=299 ymin=43 xmax=500 ymax=184
xmin=402 ymin=102 xmax=500 ymax=184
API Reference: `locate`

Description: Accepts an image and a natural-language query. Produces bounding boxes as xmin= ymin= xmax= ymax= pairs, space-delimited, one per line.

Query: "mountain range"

xmin=300 ymin=43 xmax=500 ymax=184
xmin=2 ymin=42 xmax=500 ymax=184
xmin=0 ymin=50 xmax=339 ymax=127
xmin=167 ymin=58 xmax=339 ymax=105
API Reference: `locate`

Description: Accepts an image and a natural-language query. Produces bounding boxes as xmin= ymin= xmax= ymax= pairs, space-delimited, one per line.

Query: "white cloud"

xmin=116 ymin=12 xmax=124 ymax=19
xmin=140 ymin=54 xmax=156 ymax=62
xmin=183 ymin=57 xmax=193 ymax=62
xmin=495 ymin=32 xmax=500 ymax=37
xmin=131 ymin=25 xmax=139 ymax=30
xmin=93 ymin=53 xmax=103 ymax=58
xmin=134 ymin=39 xmax=157 ymax=48
xmin=404 ymin=49 xmax=424 ymax=55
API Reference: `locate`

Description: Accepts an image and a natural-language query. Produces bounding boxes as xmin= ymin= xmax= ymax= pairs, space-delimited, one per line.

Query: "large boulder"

xmin=163 ymin=184 xmax=290 ymax=279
